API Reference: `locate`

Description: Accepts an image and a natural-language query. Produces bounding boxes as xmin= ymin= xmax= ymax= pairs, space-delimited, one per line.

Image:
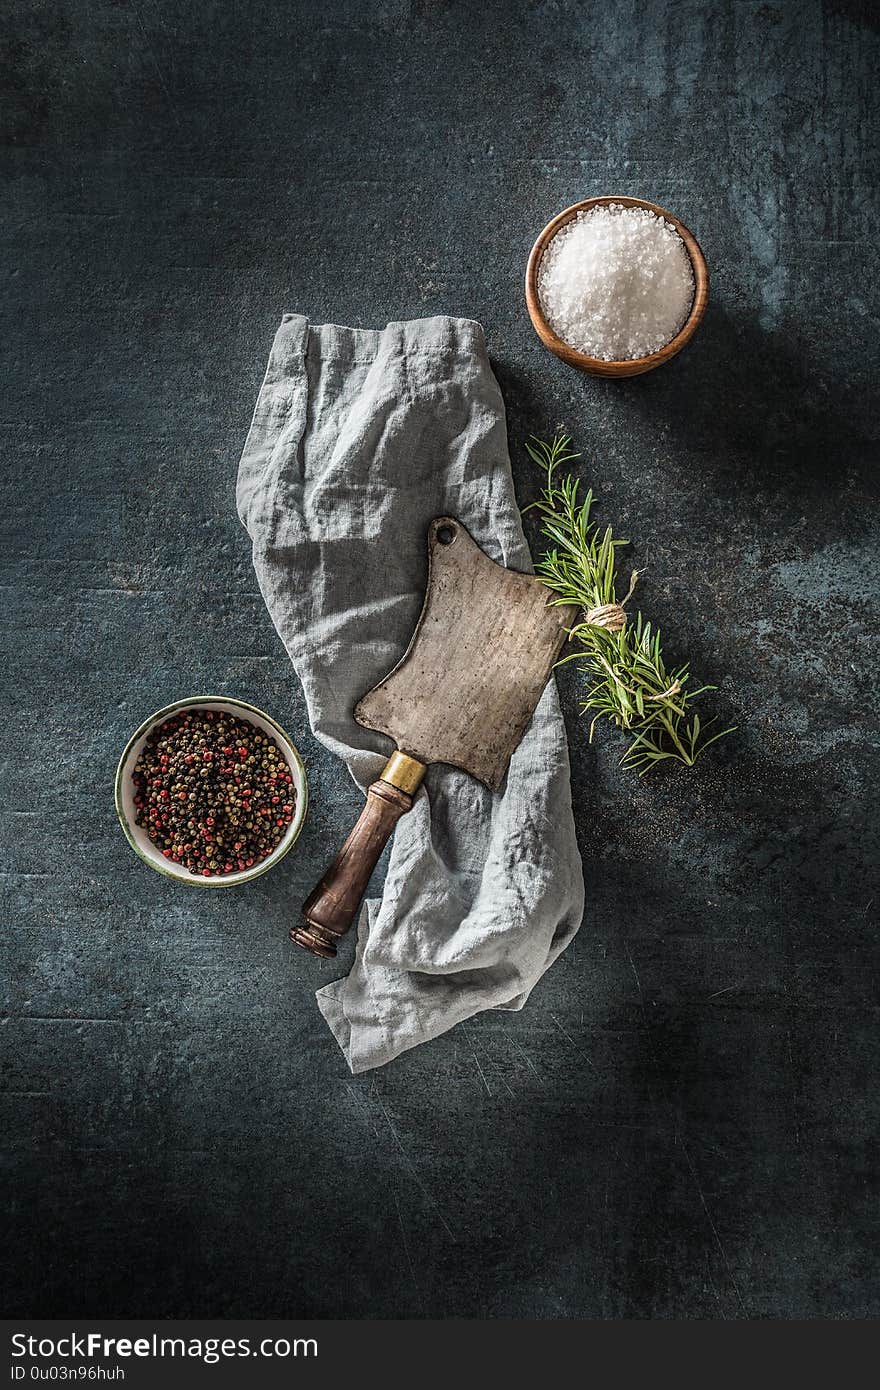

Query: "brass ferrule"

xmin=380 ymin=751 xmax=426 ymax=796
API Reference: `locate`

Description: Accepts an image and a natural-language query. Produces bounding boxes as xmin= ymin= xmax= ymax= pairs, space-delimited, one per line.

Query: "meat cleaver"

xmin=291 ymin=516 xmax=576 ymax=957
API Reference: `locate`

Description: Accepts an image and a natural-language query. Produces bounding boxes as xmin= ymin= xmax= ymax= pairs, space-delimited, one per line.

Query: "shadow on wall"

xmin=625 ymin=306 xmax=875 ymax=507
xmin=828 ymin=0 xmax=880 ymax=32
xmin=498 ymin=304 xmax=877 ymax=541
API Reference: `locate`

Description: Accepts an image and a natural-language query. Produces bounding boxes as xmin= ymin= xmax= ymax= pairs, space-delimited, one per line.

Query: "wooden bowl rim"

xmin=525 ymin=195 xmax=709 ymax=375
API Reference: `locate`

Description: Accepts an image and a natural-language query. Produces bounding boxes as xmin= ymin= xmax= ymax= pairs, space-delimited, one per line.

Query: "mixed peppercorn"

xmin=133 ymin=709 xmax=296 ymax=877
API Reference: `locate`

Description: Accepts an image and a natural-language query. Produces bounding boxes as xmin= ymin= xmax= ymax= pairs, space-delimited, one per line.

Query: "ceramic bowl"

xmin=525 ymin=194 xmax=709 ymax=378
xmin=114 ymin=696 xmax=308 ymax=887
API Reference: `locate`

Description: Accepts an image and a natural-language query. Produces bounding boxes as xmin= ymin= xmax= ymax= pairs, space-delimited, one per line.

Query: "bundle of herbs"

xmin=524 ymin=432 xmax=733 ymax=773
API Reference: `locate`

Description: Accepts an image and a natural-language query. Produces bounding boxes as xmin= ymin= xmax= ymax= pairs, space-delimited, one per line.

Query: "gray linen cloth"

xmin=237 ymin=314 xmax=584 ymax=1072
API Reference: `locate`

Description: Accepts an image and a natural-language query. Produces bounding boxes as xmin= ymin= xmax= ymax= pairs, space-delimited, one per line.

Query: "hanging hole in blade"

xmin=436 ymin=523 xmax=456 ymax=546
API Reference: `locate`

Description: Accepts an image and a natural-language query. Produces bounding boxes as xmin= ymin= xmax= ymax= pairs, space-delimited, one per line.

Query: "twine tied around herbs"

xmin=582 ymin=602 xmax=626 ymax=632
xmin=581 ymin=569 xmax=682 ymax=704
xmin=583 ymin=568 xmax=641 ymax=633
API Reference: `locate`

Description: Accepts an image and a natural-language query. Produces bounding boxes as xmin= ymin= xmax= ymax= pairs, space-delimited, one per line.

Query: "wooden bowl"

xmin=525 ymin=195 xmax=709 ymax=378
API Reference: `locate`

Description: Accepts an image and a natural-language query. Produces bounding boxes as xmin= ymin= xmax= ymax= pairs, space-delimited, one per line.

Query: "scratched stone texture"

xmin=1 ymin=0 xmax=878 ymax=1319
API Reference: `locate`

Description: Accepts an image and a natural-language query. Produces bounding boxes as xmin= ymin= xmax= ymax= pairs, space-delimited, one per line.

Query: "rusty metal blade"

xmin=355 ymin=516 xmax=576 ymax=789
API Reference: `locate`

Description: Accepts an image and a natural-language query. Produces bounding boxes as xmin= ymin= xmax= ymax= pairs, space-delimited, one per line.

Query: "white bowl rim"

xmin=114 ymin=695 xmax=309 ymax=887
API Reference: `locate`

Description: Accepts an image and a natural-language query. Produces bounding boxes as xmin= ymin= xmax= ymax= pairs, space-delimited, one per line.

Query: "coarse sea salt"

xmin=537 ymin=203 xmax=695 ymax=361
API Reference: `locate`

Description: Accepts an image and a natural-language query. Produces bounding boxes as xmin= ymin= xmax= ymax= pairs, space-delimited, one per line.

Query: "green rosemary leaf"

xmin=524 ymin=431 xmax=733 ymax=773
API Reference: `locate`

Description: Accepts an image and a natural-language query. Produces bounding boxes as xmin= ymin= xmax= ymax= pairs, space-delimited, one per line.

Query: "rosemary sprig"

xmin=523 ymin=432 xmax=735 ymax=773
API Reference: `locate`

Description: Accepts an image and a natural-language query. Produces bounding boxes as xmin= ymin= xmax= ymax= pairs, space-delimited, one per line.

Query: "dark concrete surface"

xmin=2 ymin=0 xmax=878 ymax=1320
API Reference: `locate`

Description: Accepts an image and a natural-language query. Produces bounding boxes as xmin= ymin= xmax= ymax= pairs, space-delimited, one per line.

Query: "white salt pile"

xmin=538 ymin=203 xmax=695 ymax=361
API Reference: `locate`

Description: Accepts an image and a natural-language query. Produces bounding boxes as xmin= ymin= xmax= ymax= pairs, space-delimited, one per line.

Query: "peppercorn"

xmin=133 ymin=709 xmax=296 ymax=877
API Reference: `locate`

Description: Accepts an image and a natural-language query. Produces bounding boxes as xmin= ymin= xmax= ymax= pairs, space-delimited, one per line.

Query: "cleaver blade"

xmin=355 ymin=515 xmax=575 ymax=789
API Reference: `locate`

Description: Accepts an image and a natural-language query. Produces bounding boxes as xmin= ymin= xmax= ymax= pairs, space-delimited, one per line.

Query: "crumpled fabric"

xmin=237 ymin=313 xmax=584 ymax=1072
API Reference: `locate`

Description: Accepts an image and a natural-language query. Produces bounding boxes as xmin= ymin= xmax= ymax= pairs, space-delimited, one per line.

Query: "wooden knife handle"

xmin=292 ymin=754 xmax=426 ymax=958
